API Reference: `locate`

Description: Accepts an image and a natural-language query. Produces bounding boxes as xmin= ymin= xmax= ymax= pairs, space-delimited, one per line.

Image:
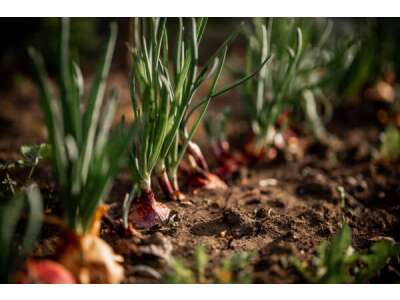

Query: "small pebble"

xmin=268 ymin=208 xmax=273 ymax=217
xmin=259 ymin=178 xmax=278 ymax=187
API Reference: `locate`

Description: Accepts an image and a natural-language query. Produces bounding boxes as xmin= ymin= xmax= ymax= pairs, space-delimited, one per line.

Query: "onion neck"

xmin=140 ymin=176 xmax=151 ymax=192
xmin=187 ymin=141 xmax=209 ymax=171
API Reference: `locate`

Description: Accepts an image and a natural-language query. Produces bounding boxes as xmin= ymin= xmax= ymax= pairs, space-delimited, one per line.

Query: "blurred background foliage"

xmin=0 ymin=17 xmax=400 ymax=98
xmin=0 ymin=18 xmax=128 ymax=89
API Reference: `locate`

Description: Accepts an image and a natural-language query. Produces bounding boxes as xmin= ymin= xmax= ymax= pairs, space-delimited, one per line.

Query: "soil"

xmin=1 ymin=76 xmax=400 ymax=284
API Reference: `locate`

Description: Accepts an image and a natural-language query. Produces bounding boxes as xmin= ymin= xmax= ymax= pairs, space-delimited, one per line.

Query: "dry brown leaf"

xmin=57 ymin=205 xmax=124 ymax=283
xmin=58 ymin=233 xmax=124 ymax=284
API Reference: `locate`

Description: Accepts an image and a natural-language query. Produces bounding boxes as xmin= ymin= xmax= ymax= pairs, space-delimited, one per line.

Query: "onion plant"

xmin=29 ymin=18 xmax=131 ymax=283
xmin=163 ymin=19 xmax=268 ymax=194
xmin=0 ymin=185 xmax=42 ymax=283
xmin=273 ymin=19 xmax=365 ymax=144
xmin=241 ymin=18 xmax=303 ymax=159
xmin=126 ymin=18 xmax=267 ymax=229
xmin=287 ymin=18 xmax=361 ymax=143
xmin=241 ymin=18 xmax=359 ymax=158
xmin=203 ymin=108 xmax=245 ymax=178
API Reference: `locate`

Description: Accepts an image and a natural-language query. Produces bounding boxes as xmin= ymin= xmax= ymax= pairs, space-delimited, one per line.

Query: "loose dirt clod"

xmin=223 ymin=208 xmax=257 ymax=238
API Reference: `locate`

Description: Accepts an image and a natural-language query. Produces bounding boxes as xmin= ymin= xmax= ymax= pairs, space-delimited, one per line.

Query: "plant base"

xmin=57 ymin=230 xmax=124 ymax=284
xmin=129 ymin=189 xmax=170 ymax=229
xmin=188 ymin=170 xmax=228 ymax=191
xmin=157 ymin=173 xmax=187 ymax=202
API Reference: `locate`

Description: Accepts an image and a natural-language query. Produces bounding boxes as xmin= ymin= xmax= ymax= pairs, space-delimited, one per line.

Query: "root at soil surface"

xmin=128 ymin=189 xmax=170 ymax=229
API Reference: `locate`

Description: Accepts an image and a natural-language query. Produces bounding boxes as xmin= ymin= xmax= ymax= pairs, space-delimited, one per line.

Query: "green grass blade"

xmin=176 ymin=47 xmax=228 ymax=168
xmin=21 ymin=184 xmax=43 ymax=257
xmin=81 ymin=22 xmax=118 ymax=182
xmin=94 ymin=89 xmax=119 ymax=155
xmin=184 ymin=55 xmax=271 ymax=125
xmin=28 ymin=47 xmax=67 ymax=187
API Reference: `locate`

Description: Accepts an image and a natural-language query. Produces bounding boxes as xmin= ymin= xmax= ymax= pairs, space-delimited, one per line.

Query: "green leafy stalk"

xmin=0 ymin=185 xmax=43 ymax=283
xmin=29 ymin=18 xmax=133 ymax=234
xmin=241 ymin=18 xmax=361 ymax=151
xmin=127 ymin=18 xmax=266 ymax=209
xmin=241 ymin=18 xmax=303 ymax=154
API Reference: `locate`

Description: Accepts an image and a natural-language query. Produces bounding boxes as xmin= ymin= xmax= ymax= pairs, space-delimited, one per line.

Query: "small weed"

xmin=164 ymin=244 xmax=253 ymax=284
xmin=291 ymin=223 xmax=400 ymax=283
xmin=19 ymin=143 xmax=51 ymax=180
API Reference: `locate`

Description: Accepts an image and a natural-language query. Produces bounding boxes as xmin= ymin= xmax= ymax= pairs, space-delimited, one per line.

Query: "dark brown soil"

xmin=1 ymin=76 xmax=400 ymax=284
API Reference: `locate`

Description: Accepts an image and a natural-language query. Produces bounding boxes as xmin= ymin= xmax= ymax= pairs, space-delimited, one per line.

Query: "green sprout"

xmin=19 ymin=143 xmax=52 ymax=180
xmin=0 ymin=184 xmax=43 ymax=283
xmin=291 ymin=223 xmax=400 ymax=283
xmin=164 ymin=244 xmax=253 ymax=284
xmin=0 ymin=144 xmax=51 ymax=196
xmin=1 ymin=172 xmax=17 ymax=195
xmin=29 ymin=18 xmax=133 ymax=235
